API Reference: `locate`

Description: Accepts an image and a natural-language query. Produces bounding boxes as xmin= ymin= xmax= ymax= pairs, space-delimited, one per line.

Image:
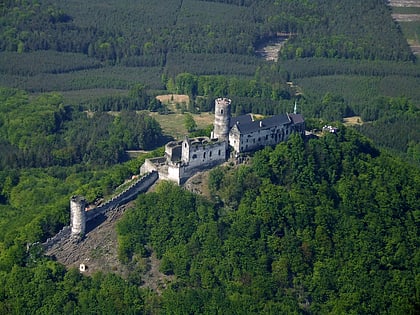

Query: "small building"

xmin=79 ymin=263 xmax=87 ymax=272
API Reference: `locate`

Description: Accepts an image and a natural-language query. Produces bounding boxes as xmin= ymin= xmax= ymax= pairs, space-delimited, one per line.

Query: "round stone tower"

xmin=70 ymin=196 xmax=86 ymax=238
xmin=211 ymin=97 xmax=231 ymax=141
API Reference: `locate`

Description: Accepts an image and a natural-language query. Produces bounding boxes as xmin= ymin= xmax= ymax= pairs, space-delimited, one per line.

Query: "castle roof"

xmin=232 ymin=114 xmax=291 ymax=134
xmin=288 ymin=113 xmax=305 ymax=124
xmin=229 ymin=114 xmax=253 ymax=129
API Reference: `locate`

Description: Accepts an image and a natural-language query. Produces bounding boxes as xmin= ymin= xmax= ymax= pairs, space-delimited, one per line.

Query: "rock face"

xmin=45 ymin=204 xmax=131 ymax=276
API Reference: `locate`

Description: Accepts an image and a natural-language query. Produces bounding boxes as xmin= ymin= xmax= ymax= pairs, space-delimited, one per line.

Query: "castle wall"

xmin=229 ymin=125 xmax=242 ymax=153
xmin=167 ymin=164 xmax=182 ymax=184
xmin=185 ymin=138 xmax=226 ymax=168
xmin=140 ymin=158 xmax=159 ymax=174
xmin=85 ymin=171 xmax=158 ymax=222
xmin=165 ymin=140 xmax=183 ymax=162
xmin=230 ymin=123 xmax=293 ymax=153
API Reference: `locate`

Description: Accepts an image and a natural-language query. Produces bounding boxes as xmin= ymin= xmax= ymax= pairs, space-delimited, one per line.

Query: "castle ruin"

xmin=141 ymin=97 xmax=305 ymax=184
xmin=45 ymin=97 xmax=305 ymax=261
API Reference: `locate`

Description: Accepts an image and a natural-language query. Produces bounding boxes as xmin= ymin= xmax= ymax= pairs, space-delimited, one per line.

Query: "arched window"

xmin=221 ymin=109 xmax=224 ymax=114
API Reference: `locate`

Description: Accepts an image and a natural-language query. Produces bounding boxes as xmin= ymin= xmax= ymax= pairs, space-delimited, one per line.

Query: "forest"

xmin=0 ymin=129 xmax=419 ymax=313
xmin=0 ymin=0 xmax=419 ymax=313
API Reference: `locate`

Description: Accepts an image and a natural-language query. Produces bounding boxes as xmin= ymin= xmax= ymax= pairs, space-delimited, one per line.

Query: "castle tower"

xmin=211 ymin=98 xmax=231 ymax=141
xmin=70 ymin=196 xmax=86 ymax=238
xmin=181 ymin=136 xmax=191 ymax=164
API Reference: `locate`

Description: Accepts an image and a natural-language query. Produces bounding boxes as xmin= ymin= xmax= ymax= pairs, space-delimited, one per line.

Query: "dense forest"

xmin=0 ymin=87 xmax=163 ymax=169
xmin=0 ymin=0 xmax=420 ymax=313
xmin=116 ymin=130 xmax=420 ymax=314
xmin=1 ymin=130 xmax=419 ymax=313
xmin=0 ymin=0 xmax=413 ymax=62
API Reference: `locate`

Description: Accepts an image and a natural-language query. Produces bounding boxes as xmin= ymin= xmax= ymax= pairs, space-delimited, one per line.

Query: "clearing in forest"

xmin=153 ymin=94 xmax=214 ymax=139
xmin=343 ymin=116 xmax=363 ymax=126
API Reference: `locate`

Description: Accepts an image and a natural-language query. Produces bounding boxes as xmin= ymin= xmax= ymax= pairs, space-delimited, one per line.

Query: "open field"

xmin=150 ymin=111 xmax=214 ymax=140
xmin=153 ymin=94 xmax=215 ymax=139
xmin=343 ymin=116 xmax=363 ymax=126
xmin=390 ymin=0 xmax=420 ymax=54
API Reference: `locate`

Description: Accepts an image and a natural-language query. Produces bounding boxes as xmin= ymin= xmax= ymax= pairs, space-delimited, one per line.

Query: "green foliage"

xmin=183 ymin=113 xmax=197 ymax=132
xmin=0 ymin=87 xmax=163 ymax=168
xmin=0 ymin=262 xmax=145 ymax=314
xmin=117 ymin=181 xmax=200 ymax=261
xmin=116 ymin=128 xmax=420 ymax=313
xmin=0 ymin=1 xmax=419 ymax=313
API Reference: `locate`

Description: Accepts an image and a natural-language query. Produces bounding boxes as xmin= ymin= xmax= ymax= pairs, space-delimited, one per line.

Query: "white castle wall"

xmin=184 ymin=138 xmax=226 ymax=169
xmin=229 ymin=123 xmax=292 ymax=153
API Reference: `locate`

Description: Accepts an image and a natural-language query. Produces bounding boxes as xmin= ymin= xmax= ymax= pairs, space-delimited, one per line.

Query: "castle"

xmin=62 ymin=97 xmax=304 ymax=240
xmin=141 ymin=97 xmax=305 ymax=184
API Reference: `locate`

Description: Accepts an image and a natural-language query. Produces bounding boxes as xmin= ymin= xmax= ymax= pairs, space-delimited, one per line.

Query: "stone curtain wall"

xmin=42 ymin=226 xmax=72 ymax=251
xmin=42 ymin=171 xmax=158 ymax=251
xmin=85 ymin=171 xmax=158 ymax=221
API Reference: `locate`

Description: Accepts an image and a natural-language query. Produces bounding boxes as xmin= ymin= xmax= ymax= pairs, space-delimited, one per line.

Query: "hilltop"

xmin=0 ymin=0 xmax=419 ymax=313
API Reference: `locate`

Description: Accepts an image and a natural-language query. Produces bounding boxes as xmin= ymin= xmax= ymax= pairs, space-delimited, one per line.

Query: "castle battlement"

xmin=141 ymin=97 xmax=305 ymax=185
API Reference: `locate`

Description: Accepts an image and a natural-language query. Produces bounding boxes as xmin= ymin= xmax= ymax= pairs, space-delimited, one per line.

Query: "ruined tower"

xmin=211 ymin=97 xmax=231 ymax=141
xmin=70 ymin=196 xmax=86 ymax=238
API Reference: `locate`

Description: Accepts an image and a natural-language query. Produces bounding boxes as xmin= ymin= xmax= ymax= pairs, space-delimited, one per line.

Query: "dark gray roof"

xmin=288 ymin=113 xmax=305 ymax=124
xmin=229 ymin=114 xmax=253 ymax=129
xmin=233 ymin=114 xmax=291 ymax=134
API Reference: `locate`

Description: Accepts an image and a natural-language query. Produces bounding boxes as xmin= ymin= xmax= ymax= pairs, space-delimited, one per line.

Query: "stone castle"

xmin=60 ymin=97 xmax=304 ymax=240
xmin=141 ymin=97 xmax=305 ymax=184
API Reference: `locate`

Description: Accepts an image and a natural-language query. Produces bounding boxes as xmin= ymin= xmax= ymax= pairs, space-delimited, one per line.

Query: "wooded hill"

xmin=0 ymin=0 xmax=419 ymax=313
xmin=0 ymin=129 xmax=419 ymax=314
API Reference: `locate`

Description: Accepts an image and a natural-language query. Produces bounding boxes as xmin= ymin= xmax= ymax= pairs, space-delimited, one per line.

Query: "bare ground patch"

xmin=389 ymin=0 xmax=420 ymax=7
xmin=392 ymin=13 xmax=420 ymax=21
xmin=156 ymin=94 xmax=190 ymax=113
xmin=343 ymin=116 xmax=363 ymax=126
xmin=45 ymin=200 xmax=174 ymax=293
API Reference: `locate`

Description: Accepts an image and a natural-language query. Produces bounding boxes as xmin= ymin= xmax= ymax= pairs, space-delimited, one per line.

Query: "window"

xmin=221 ymin=109 xmax=224 ymax=114
xmin=218 ymin=150 xmax=221 ymax=156
xmin=203 ymin=152 xmax=206 ymax=159
xmin=210 ymin=151 xmax=212 ymax=157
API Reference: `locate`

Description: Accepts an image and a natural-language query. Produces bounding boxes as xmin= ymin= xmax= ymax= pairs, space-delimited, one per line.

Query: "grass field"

xmin=343 ymin=116 xmax=363 ymax=126
xmin=152 ymin=94 xmax=214 ymax=139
